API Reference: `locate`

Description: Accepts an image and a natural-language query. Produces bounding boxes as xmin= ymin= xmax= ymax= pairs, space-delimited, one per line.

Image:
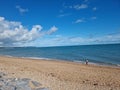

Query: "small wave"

xmin=6 ymin=55 xmax=14 ymax=57
xmin=73 ymin=60 xmax=100 ymax=65
xmin=117 ymin=64 xmax=120 ymax=67
xmin=73 ymin=60 xmax=84 ymax=63
xmin=73 ymin=60 xmax=120 ymax=67
xmin=0 ymin=55 xmax=52 ymax=61
xmin=21 ymin=57 xmax=52 ymax=60
xmin=1 ymin=55 xmax=14 ymax=58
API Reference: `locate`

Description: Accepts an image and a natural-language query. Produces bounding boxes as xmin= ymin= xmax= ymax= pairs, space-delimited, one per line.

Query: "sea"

xmin=0 ymin=44 xmax=120 ymax=66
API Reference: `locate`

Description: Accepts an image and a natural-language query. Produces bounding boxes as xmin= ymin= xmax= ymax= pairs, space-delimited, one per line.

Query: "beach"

xmin=0 ymin=56 xmax=120 ymax=90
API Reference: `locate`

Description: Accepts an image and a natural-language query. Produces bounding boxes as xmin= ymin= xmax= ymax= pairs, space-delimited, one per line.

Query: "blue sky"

xmin=0 ymin=0 xmax=120 ymax=47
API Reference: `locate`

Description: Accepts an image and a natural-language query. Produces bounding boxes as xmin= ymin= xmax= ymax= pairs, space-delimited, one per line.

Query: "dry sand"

xmin=0 ymin=56 xmax=120 ymax=90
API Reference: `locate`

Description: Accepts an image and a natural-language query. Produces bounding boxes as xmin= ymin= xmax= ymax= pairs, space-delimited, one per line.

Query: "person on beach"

xmin=85 ymin=60 xmax=88 ymax=65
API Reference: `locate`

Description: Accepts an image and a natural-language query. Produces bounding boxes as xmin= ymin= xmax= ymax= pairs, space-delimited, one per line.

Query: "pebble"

xmin=35 ymin=88 xmax=49 ymax=90
xmin=0 ymin=72 xmax=49 ymax=90
xmin=31 ymin=81 xmax=41 ymax=87
xmin=0 ymin=72 xmax=6 ymax=78
xmin=93 ymin=83 xmax=98 ymax=86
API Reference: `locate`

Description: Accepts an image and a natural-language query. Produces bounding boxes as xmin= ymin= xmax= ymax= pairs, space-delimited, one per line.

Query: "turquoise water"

xmin=0 ymin=44 xmax=120 ymax=66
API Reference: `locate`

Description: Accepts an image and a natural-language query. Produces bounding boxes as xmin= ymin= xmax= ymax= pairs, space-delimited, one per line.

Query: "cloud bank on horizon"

xmin=0 ymin=0 xmax=120 ymax=47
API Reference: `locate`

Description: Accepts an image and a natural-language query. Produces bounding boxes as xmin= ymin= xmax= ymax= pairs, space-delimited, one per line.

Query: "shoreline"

xmin=1 ymin=55 xmax=120 ymax=68
xmin=0 ymin=56 xmax=120 ymax=90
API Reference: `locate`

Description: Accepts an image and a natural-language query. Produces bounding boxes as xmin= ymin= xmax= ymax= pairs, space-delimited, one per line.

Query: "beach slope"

xmin=0 ymin=56 xmax=120 ymax=90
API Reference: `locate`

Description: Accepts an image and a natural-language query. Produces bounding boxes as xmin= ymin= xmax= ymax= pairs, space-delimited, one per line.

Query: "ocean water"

xmin=0 ymin=44 xmax=120 ymax=66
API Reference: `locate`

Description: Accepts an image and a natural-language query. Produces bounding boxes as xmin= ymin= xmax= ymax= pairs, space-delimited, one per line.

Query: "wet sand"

xmin=0 ymin=56 xmax=120 ymax=90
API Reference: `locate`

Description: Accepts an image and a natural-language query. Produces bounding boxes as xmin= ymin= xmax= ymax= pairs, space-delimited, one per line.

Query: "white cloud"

xmin=47 ymin=26 xmax=58 ymax=35
xmin=16 ymin=5 xmax=28 ymax=14
xmin=0 ymin=17 xmax=5 ymax=21
xmin=93 ymin=7 xmax=97 ymax=11
xmin=63 ymin=3 xmax=88 ymax=10
xmin=67 ymin=33 xmax=120 ymax=45
xmin=58 ymin=13 xmax=71 ymax=17
xmin=74 ymin=19 xmax=85 ymax=23
xmin=0 ymin=16 xmax=58 ymax=46
xmin=73 ymin=4 xmax=88 ymax=10
xmin=30 ymin=32 xmax=120 ymax=47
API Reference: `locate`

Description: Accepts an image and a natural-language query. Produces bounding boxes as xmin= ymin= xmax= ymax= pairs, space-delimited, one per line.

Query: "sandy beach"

xmin=0 ymin=56 xmax=120 ymax=90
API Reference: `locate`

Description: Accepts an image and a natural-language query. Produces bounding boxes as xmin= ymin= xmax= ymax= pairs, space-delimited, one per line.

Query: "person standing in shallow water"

xmin=85 ymin=60 xmax=88 ymax=65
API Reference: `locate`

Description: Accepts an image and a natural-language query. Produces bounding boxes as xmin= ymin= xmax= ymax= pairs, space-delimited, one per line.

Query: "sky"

xmin=0 ymin=0 xmax=120 ymax=47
